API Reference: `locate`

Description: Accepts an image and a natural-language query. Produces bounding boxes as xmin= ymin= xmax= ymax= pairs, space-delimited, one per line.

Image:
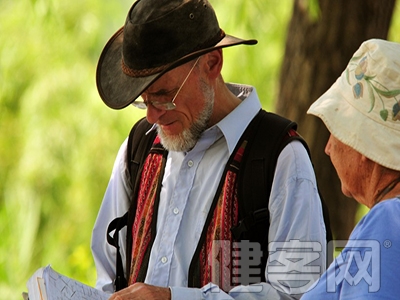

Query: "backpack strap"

xmin=232 ymin=110 xmax=307 ymax=241
xmin=106 ymin=117 xmax=157 ymax=291
xmin=106 ymin=213 xmax=128 ymax=291
xmin=126 ymin=119 xmax=158 ymax=193
xmin=232 ymin=110 xmax=332 ymax=280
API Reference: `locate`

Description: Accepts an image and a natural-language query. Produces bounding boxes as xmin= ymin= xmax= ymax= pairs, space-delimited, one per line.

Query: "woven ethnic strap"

xmin=128 ymin=136 xmax=165 ymax=284
xmin=198 ymin=140 xmax=247 ymax=291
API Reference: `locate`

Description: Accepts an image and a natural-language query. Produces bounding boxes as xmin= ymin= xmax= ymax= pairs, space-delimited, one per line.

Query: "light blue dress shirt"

xmin=91 ymin=83 xmax=327 ymax=300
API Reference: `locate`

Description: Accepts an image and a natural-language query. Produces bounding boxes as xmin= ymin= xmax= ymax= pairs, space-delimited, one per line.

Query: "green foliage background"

xmin=0 ymin=0 xmax=399 ymax=298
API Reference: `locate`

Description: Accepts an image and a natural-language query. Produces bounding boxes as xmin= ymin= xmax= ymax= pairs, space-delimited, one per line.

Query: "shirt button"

xmin=161 ymin=256 xmax=168 ymax=264
xmin=173 ymin=207 xmax=179 ymax=215
xmin=187 ymin=160 xmax=194 ymax=167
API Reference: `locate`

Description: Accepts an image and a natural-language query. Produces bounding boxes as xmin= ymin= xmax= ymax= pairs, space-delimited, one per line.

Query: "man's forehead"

xmin=145 ymin=65 xmax=187 ymax=94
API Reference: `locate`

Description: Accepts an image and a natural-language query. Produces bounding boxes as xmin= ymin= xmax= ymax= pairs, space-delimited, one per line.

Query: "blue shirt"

xmin=301 ymin=198 xmax=400 ymax=299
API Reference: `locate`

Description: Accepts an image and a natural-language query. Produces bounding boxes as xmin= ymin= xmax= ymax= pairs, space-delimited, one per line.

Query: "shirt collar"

xmin=169 ymin=83 xmax=262 ymax=156
xmin=216 ymin=83 xmax=262 ymax=155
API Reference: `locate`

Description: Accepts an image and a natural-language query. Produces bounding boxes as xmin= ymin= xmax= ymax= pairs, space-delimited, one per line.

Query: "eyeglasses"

xmin=133 ymin=57 xmax=200 ymax=110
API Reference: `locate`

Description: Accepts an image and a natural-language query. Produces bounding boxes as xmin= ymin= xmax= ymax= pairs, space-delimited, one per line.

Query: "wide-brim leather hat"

xmin=96 ymin=0 xmax=257 ymax=109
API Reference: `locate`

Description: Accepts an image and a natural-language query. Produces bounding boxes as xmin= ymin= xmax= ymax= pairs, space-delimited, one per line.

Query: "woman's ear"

xmin=203 ymin=49 xmax=223 ymax=79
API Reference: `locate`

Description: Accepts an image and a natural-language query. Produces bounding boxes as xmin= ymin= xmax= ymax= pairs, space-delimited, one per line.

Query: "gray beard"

xmin=158 ymin=81 xmax=214 ymax=152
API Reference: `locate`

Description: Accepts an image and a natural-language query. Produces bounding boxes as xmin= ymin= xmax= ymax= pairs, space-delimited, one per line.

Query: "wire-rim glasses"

xmin=133 ymin=57 xmax=200 ymax=110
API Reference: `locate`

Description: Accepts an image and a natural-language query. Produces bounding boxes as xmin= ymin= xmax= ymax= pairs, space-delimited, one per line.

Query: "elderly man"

xmin=92 ymin=0 xmax=330 ymax=299
xmin=302 ymin=38 xmax=400 ymax=299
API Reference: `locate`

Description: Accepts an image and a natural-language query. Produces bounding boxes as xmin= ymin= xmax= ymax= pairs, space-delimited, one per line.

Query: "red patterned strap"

xmin=198 ymin=139 xmax=248 ymax=291
xmin=128 ymin=136 xmax=165 ymax=284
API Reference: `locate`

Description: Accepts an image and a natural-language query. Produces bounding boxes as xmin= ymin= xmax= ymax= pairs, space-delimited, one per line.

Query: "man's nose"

xmin=146 ymin=104 xmax=167 ymax=124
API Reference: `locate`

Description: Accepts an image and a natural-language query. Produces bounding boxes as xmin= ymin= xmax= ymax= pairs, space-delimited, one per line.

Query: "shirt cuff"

xmin=170 ymin=286 xmax=204 ymax=300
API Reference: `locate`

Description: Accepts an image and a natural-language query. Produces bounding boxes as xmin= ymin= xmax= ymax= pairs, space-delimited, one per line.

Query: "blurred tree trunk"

xmin=276 ymin=0 xmax=396 ymax=239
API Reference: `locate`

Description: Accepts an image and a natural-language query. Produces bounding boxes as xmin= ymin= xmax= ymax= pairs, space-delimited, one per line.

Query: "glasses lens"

xmin=153 ymin=102 xmax=176 ymax=110
xmin=132 ymin=101 xmax=147 ymax=109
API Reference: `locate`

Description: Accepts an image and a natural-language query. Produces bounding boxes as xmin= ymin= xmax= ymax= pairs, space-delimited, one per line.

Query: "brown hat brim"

xmin=96 ymin=27 xmax=257 ymax=110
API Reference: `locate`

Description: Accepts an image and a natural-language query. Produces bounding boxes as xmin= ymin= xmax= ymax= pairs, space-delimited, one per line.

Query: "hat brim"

xmin=96 ymin=27 xmax=257 ymax=109
xmin=307 ymin=76 xmax=400 ymax=172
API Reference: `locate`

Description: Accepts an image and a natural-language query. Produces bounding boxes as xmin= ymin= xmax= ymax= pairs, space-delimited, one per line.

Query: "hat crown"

xmin=344 ymin=40 xmax=400 ymax=126
xmin=122 ymin=0 xmax=222 ymax=74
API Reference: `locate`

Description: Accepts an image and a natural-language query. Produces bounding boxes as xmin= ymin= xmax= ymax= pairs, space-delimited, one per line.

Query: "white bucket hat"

xmin=308 ymin=39 xmax=400 ymax=171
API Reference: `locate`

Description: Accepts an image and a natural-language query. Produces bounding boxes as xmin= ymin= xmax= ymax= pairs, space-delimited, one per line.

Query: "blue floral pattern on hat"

xmin=346 ymin=55 xmax=400 ymax=121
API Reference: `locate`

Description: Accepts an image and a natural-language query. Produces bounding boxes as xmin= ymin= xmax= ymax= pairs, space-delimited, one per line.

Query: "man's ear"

xmin=203 ymin=49 xmax=223 ymax=79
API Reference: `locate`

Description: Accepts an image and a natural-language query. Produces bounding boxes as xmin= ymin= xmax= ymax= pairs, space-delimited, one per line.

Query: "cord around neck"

xmin=374 ymin=176 xmax=400 ymax=207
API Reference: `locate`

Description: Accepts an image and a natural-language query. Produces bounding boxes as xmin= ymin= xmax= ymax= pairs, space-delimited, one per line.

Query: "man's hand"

xmin=108 ymin=283 xmax=171 ymax=300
